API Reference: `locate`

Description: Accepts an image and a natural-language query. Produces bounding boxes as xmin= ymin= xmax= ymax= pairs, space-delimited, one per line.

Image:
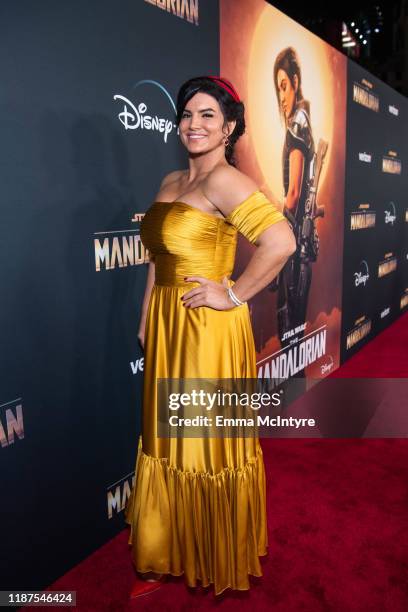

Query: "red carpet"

xmin=43 ymin=313 xmax=408 ymax=611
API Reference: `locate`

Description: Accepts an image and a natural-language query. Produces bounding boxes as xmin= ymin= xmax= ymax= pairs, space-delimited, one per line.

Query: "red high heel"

xmin=129 ymin=573 xmax=166 ymax=599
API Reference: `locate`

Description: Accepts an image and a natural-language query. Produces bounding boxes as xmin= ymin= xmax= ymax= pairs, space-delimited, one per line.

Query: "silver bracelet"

xmin=227 ymin=286 xmax=246 ymax=306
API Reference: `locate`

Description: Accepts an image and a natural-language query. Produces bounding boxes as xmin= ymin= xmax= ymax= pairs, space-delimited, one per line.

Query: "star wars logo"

xmin=281 ymin=322 xmax=306 ymax=343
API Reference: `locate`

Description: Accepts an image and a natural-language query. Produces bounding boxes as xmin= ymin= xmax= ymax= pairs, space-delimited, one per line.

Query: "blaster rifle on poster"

xmin=269 ymin=138 xmax=328 ymax=295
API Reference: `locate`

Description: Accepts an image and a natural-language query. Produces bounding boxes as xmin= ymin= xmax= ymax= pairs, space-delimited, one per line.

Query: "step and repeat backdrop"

xmin=341 ymin=61 xmax=408 ymax=361
xmin=1 ymin=0 xmax=406 ymax=592
xmin=0 ymin=0 xmax=219 ymax=591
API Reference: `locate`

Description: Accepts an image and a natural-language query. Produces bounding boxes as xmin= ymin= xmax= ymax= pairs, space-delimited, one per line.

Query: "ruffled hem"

xmin=124 ymin=439 xmax=268 ymax=595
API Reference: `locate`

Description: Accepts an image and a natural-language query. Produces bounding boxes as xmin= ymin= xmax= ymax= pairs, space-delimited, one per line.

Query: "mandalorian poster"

xmin=221 ymin=0 xmax=346 ymax=381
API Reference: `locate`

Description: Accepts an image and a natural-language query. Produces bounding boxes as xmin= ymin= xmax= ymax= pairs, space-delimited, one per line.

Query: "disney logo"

xmin=354 ymin=271 xmax=369 ymax=286
xmin=384 ymin=211 xmax=396 ymax=225
xmin=113 ymin=95 xmax=176 ymax=143
xmin=384 ymin=202 xmax=396 ymax=226
xmin=320 ymin=361 xmax=333 ymax=375
xmin=320 ymin=354 xmax=334 ymax=375
xmin=354 ymin=260 xmax=370 ymax=287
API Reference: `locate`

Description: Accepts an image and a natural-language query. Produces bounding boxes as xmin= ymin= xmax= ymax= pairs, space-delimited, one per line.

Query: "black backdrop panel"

xmin=341 ymin=60 xmax=408 ymax=363
xmin=0 ymin=0 xmax=219 ymax=591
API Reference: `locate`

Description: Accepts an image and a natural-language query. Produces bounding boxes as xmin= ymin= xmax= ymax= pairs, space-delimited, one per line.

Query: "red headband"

xmin=206 ymin=75 xmax=241 ymax=103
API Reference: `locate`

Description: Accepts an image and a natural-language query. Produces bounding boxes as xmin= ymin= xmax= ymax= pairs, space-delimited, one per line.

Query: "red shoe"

xmin=129 ymin=574 xmax=165 ymax=599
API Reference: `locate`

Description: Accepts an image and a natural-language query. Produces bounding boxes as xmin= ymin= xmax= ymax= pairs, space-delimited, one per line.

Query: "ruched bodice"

xmin=125 ymin=189 xmax=286 ymax=595
xmin=140 ymin=202 xmax=237 ymax=285
xmin=140 ymin=190 xmax=286 ymax=286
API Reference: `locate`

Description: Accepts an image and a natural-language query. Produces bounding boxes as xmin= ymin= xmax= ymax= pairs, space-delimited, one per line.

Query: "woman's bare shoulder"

xmin=159 ymin=169 xmax=187 ymax=189
xmin=203 ymin=165 xmax=260 ymax=215
xmin=154 ymin=169 xmax=187 ymax=200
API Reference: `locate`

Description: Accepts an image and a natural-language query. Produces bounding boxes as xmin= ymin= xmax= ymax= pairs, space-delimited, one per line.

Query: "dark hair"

xmin=175 ymin=76 xmax=245 ymax=167
xmin=273 ymin=47 xmax=310 ymax=122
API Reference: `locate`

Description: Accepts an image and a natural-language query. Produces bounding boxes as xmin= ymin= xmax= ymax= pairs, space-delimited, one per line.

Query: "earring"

xmin=224 ymin=136 xmax=229 ymax=146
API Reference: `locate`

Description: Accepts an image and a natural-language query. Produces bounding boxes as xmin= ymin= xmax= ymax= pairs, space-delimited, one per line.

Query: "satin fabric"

xmin=125 ymin=190 xmax=286 ymax=594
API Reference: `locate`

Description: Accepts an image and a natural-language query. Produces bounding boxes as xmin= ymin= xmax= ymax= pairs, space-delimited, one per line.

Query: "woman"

xmin=270 ymin=47 xmax=316 ymax=353
xmin=125 ymin=75 xmax=296 ymax=597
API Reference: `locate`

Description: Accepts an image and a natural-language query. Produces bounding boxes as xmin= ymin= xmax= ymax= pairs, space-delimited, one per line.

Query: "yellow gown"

xmin=125 ymin=190 xmax=286 ymax=595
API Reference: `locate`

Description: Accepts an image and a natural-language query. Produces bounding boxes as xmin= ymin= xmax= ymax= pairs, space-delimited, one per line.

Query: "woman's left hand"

xmin=181 ymin=275 xmax=237 ymax=310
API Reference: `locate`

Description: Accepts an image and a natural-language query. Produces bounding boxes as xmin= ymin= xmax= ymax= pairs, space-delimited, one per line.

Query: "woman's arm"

xmin=137 ymin=260 xmax=155 ymax=348
xmin=285 ymin=148 xmax=304 ymax=213
xmin=226 ymin=221 xmax=295 ymax=304
xmin=181 ymin=166 xmax=296 ymax=310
